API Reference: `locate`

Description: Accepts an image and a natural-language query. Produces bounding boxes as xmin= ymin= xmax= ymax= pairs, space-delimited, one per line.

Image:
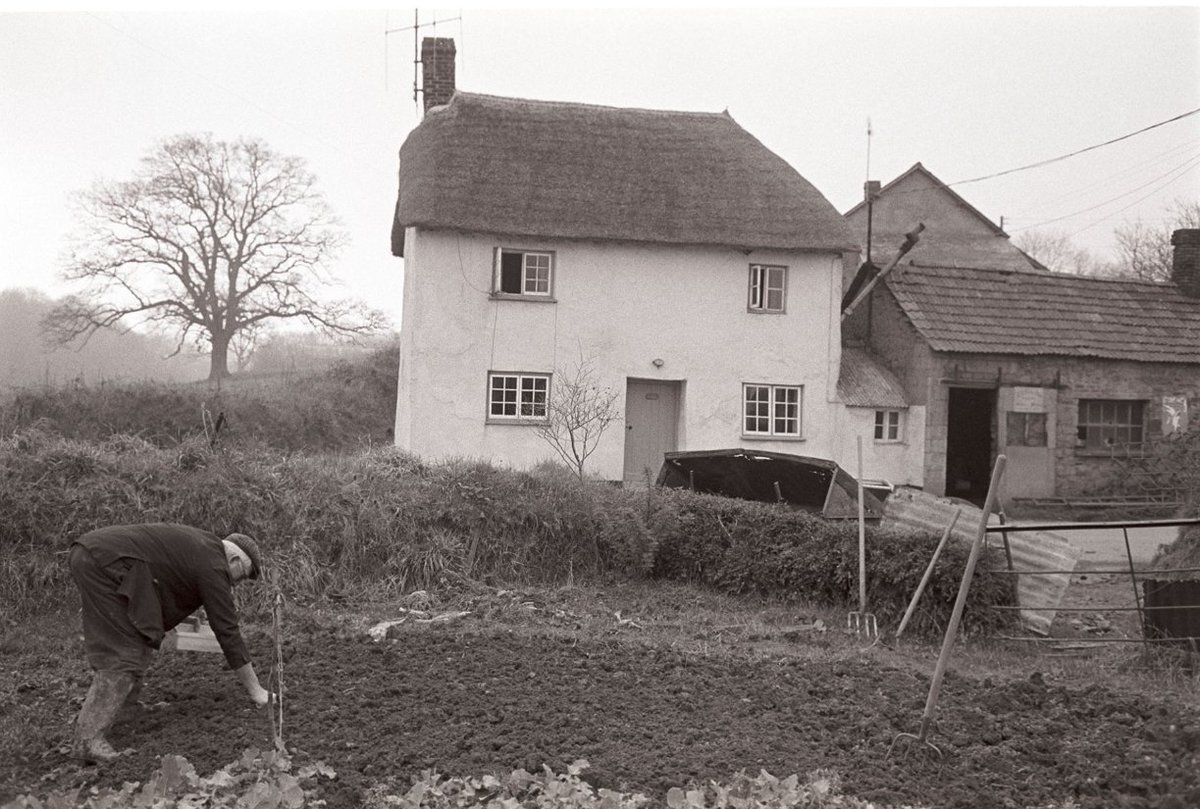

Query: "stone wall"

xmin=927 ymin=352 xmax=1199 ymax=498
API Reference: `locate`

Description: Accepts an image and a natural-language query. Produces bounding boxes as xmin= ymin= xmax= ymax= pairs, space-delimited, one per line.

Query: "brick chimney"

xmin=1172 ymin=229 xmax=1200 ymax=298
xmin=421 ymin=37 xmax=456 ymax=113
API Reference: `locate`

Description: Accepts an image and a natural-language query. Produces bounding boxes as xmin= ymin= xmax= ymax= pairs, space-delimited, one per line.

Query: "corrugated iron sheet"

xmin=882 ymin=487 xmax=1079 ymax=635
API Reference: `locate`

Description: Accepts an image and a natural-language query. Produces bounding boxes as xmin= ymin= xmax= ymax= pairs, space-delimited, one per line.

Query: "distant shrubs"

xmin=0 ymin=427 xmax=1014 ymax=636
xmin=0 ymin=341 xmax=399 ymax=452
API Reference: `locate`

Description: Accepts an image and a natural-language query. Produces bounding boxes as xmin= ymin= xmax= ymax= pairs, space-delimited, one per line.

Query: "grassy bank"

xmin=0 ymin=425 xmax=1015 ymax=638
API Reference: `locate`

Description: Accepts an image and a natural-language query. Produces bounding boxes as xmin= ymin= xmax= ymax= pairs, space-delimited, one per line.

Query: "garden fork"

xmin=847 ymin=610 xmax=877 ymax=638
xmin=848 ymin=437 xmax=877 ymax=640
xmin=887 ymin=717 xmax=942 ymax=760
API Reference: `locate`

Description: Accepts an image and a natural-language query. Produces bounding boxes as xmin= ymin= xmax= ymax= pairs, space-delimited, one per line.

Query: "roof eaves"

xmin=399 ymin=223 xmax=858 ymax=255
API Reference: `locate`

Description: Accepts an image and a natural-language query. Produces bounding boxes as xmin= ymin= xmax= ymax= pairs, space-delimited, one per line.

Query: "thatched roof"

xmin=392 ymin=92 xmax=856 ymax=256
xmin=837 ymin=346 xmax=909 ymax=407
xmin=887 ymin=263 xmax=1200 ymax=363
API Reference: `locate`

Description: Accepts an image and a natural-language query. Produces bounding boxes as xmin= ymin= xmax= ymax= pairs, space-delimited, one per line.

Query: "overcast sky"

xmin=2 ymin=7 xmax=1198 ymax=327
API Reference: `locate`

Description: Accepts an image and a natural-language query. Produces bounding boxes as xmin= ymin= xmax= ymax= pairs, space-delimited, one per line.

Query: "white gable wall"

xmin=396 ymin=227 xmax=845 ymax=480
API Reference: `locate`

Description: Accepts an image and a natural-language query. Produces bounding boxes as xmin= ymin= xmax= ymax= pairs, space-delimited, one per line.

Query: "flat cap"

xmin=225 ymin=533 xmax=262 ymax=580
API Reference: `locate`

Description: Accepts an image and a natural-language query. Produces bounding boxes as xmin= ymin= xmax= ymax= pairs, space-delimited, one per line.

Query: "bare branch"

xmin=1012 ymin=228 xmax=1116 ymax=277
xmin=1113 ymin=197 xmax=1200 ymax=283
xmin=536 ymin=355 xmax=620 ymax=479
xmin=46 ymin=132 xmax=384 ymax=380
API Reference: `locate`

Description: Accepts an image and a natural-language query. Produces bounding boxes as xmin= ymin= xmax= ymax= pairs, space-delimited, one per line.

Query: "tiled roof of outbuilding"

xmin=392 ymin=92 xmax=857 ymax=256
xmin=886 ymin=263 xmax=1200 ymax=363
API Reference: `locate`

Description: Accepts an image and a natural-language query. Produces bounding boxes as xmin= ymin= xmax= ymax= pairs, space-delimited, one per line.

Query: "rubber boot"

xmin=74 ymin=671 xmax=135 ymax=764
xmin=118 ymin=675 xmax=145 ymax=718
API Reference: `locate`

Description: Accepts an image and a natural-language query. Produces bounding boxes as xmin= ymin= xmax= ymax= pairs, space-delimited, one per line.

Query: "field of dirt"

xmin=3 ymin=582 xmax=1200 ymax=809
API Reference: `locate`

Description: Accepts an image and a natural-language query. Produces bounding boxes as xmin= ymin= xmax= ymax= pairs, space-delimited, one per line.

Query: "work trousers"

xmin=68 ymin=544 xmax=154 ymax=674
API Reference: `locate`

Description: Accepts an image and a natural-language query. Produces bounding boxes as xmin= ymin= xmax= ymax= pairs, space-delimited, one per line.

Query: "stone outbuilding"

xmin=842 ymin=164 xmax=1200 ymax=505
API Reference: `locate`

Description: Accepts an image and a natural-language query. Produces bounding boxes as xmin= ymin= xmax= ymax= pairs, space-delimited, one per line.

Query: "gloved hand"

xmin=250 ymin=686 xmax=275 ymax=707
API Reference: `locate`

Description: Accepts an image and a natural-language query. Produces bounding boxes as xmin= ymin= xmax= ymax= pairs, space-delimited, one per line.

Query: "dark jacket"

xmin=74 ymin=523 xmax=251 ymax=670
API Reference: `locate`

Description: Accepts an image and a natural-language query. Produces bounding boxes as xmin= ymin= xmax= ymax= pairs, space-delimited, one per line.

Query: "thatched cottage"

xmin=390 ymin=38 xmax=868 ymax=482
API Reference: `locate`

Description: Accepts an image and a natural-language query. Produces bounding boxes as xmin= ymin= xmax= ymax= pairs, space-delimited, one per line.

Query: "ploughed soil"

xmin=3 ymin=581 xmax=1200 ymax=809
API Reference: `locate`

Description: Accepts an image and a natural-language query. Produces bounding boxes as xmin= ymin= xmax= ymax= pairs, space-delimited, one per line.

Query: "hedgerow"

xmin=0 ymin=425 xmax=1015 ymax=637
xmin=644 ymin=487 xmax=1012 ymax=637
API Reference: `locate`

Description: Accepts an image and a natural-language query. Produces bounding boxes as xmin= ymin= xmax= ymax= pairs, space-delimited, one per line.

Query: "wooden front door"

xmin=622 ymin=380 xmax=680 ymax=485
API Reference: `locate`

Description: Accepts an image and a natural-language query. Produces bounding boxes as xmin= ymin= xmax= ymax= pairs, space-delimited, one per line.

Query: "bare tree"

xmin=44 ymin=133 xmax=388 ymax=380
xmin=1114 ymin=199 xmax=1200 ymax=283
xmin=536 ymin=357 xmax=620 ymax=480
xmin=1013 ymin=228 xmax=1113 ymax=276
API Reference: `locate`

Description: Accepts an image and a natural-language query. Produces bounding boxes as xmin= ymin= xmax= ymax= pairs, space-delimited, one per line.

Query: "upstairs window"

xmin=1077 ymin=399 xmax=1144 ymax=451
xmin=874 ymin=409 xmax=903 ymax=442
xmin=494 ymin=249 xmax=554 ymax=297
xmin=488 ymin=372 xmax=549 ymax=422
xmin=748 ymin=264 xmax=787 ymax=313
xmin=743 ymin=383 xmax=802 ymax=437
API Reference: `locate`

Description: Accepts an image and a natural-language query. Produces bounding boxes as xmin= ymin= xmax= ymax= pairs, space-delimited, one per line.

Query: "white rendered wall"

xmin=829 ymin=404 xmax=927 ymax=488
xmin=395 ymin=228 xmax=846 ymax=480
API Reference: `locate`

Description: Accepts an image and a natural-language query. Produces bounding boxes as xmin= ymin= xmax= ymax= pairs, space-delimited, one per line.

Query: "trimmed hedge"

xmin=645 ymin=487 xmax=1014 ymax=637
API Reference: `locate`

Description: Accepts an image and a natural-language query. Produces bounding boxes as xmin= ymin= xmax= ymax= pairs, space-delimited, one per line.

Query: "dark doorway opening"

xmin=945 ymin=387 xmax=995 ymax=505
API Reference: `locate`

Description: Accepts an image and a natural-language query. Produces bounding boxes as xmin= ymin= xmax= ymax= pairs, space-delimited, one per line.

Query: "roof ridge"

xmin=902 ymin=262 xmax=1183 ymax=289
xmin=452 ymin=90 xmax=731 ymax=120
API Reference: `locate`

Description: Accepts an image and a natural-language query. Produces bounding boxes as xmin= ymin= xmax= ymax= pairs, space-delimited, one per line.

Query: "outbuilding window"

xmin=1076 ymin=399 xmax=1144 ymax=451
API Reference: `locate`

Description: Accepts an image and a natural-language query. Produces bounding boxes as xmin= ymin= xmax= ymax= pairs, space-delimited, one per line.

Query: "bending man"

xmin=68 ymin=523 xmax=270 ymax=763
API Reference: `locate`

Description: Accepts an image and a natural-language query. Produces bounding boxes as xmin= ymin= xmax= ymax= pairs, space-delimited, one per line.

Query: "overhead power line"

xmin=1008 ymin=151 xmax=1200 ymax=234
xmin=1027 ymin=135 xmax=1200 ymax=213
xmin=949 ymin=107 xmax=1200 ymax=187
xmin=1065 ymin=155 xmax=1200 ymax=238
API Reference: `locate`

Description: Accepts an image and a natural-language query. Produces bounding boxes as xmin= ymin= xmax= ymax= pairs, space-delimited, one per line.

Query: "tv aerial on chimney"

xmin=384 ymin=9 xmax=462 ymax=108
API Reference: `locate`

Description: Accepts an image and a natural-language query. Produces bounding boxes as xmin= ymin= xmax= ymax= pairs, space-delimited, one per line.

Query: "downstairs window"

xmin=488 ymin=373 xmax=549 ymax=422
xmin=743 ymin=383 xmax=802 ymax=438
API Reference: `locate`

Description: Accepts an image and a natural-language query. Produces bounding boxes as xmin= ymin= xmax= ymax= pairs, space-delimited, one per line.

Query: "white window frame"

xmin=748 ymin=264 xmax=787 ymax=313
xmin=742 ymin=383 xmax=802 ymax=438
xmin=493 ymin=248 xmax=554 ymax=298
xmin=487 ymin=372 xmax=550 ymax=423
xmin=874 ymin=409 xmax=903 ymax=442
